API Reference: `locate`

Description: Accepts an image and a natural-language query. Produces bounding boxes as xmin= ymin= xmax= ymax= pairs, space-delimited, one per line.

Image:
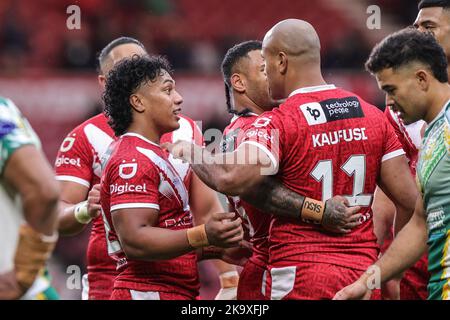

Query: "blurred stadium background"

xmin=0 ymin=0 xmax=418 ymax=299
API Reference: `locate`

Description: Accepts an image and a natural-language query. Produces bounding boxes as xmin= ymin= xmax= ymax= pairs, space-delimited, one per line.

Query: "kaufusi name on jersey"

xmin=312 ymin=127 xmax=368 ymax=148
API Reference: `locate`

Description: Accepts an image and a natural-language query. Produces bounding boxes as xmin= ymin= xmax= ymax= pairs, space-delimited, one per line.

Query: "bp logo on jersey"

xmin=119 ymin=161 xmax=138 ymax=179
xmin=300 ymin=103 xmax=327 ymax=125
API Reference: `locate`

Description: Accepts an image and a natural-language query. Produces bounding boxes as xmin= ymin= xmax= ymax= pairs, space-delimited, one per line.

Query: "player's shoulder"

xmin=116 ymin=133 xmax=165 ymax=163
xmin=0 ymin=96 xmax=21 ymax=124
xmin=104 ymin=135 xmax=155 ymax=172
xmin=227 ymin=113 xmax=258 ymax=131
xmin=170 ymin=114 xmax=202 ymax=141
xmin=445 ymin=100 xmax=450 ymax=123
xmin=69 ymin=113 xmax=113 ymax=137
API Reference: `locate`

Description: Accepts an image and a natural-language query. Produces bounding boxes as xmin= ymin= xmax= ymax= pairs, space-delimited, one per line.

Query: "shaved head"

xmin=261 ymin=19 xmax=325 ymax=100
xmin=263 ymin=19 xmax=321 ymax=60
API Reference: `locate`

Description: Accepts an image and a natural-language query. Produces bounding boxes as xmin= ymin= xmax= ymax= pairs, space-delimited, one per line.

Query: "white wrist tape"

xmin=74 ymin=201 xmax=91 ymax=224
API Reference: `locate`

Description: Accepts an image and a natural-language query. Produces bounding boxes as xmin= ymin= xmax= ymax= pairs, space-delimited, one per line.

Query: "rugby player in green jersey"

xmin=334 ymin=28 xmax=450 ymax=300
xmin=0 ymin=97 xmax=59 ymax=299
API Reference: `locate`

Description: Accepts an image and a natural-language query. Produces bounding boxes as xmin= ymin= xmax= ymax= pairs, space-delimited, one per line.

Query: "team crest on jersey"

xmin=252 ymin=117 xmax=272 ymax=128
xmin=119 ymin=161 xmax=138 ymax=179
xmin=60 ymin=136 xmax=76 ymax=152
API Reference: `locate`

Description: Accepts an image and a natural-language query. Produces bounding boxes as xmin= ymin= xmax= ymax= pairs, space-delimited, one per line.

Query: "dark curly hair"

xmin=102 ymin=54 xmax=173 ymax=136
xmin=365 ymin=28 xmax=448 ymax=83
xmin=221 ymin=40 xmax=262 ymax=115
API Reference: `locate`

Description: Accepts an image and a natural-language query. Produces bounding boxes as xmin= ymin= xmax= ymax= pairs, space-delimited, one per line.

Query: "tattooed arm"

xmin=241 ymin=177 xmax=363 ymax=234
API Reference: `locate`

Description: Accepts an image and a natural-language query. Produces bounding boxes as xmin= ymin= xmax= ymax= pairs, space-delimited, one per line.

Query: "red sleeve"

xmin=54 ymin=126 xmax=93 ymax=188
xmin=108 ymin=157 xmax=161 ymax=212
xmin=240 ymin=113 xmax=283 ymax=173
xmin=381 ymin=115 xmax=405 ymax=162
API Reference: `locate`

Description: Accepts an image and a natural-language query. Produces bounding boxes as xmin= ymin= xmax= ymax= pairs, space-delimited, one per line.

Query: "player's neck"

xmin=286 ymin=69 xmax=326 ymax=98
xmin=127 ymin=123 xmax=160 ymax=145
xmin=234 ymin=95 xmax=264 ymax=115
xmin=425 ymin=83 xmax=450 ymax=123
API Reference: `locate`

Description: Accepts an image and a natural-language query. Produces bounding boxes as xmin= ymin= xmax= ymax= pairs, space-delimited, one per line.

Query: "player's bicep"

xmin=112 ymin=207 xmax=159 ymax=238
xmin=4 ymin=145 xmax=58 ymax=200
xmin=54 ymin=129 xmax=93 ymax=188
xmin=378 ymin=155 xmax=418 ymax=210
xmin=112 ymin=207 xmax=159 ymax=254
xmin=236 ymin=142 xmax=278 ymax=176
xmin=58 ymin=180 xmax=89 ymax=206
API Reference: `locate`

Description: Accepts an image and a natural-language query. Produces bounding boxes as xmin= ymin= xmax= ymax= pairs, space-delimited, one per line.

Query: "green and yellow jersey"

xmin=0 ymin=97 xmax=58 ymax=300
xmin=416 ymin=100 xmax=450 ymax=300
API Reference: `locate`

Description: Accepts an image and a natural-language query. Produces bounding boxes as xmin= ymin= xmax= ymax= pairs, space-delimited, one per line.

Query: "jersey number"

xmin=310 ymin=155 xmax=372 ymax=206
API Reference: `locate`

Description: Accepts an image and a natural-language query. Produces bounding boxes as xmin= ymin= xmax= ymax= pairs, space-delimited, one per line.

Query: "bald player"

xmin=164 ymin=19 xmax=418 ymax=299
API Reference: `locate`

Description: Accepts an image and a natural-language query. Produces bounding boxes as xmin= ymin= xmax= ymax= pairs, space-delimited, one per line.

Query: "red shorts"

xmin=237 ymin=260 xmax=268 ymax=300
xmin=400 ymin=254 xmax=429 ymax=300
xmin=83 ymin=271 xmax=115 ymax=300
xmin=266 ymin=262 xmax=377 ymax=300
xmin=110 ymin=288 xmax=192 ymax=300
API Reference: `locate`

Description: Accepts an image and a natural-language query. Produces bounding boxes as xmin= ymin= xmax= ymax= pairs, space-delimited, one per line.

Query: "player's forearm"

xmin=241 ymin=177 xmax=305 ymax=219
xmin=393 ymin=202 xmax=416 ymax=236
xmin=22 ymin=185 xmax=59 ymax=236
xmin=119 ymin=227 xmax=194 ymax=261
xmin=374 ymin=211 xmax=427 ymax=283
xmin=57 ymin=202 xmax=89 ymax=236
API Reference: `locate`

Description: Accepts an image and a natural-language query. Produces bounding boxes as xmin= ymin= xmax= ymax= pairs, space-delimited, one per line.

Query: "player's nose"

xmin=173 ymin=89 xmax=183 ymax=105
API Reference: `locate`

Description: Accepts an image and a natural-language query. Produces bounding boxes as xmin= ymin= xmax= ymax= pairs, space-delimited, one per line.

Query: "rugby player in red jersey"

xmin=219 ymin=40 xmax=363 ymax=299
xmin=100 ymin=55 xmax=243 ymax=300
xmin=164 ymin=19 xmax=418 ymax=299
xmin=54 ymin=37 xmax=239 ymax=300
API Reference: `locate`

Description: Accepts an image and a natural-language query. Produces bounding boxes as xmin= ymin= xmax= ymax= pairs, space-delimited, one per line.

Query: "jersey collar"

xmin=288 ymin=84 xmax=337 ymax=98
xmin=122 ymin=132 xmax=160 ymax=147
xmin=427 ymin=98 xmax=450 ymax=128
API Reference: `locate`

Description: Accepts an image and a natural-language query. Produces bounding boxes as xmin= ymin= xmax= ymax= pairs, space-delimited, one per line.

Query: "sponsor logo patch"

xmin=300 ymin=97 xmax=364 ymax=126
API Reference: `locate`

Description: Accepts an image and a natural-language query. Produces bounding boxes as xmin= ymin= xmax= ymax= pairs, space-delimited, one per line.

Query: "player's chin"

xmin=169 ymin=118 xmax=181 ymax=131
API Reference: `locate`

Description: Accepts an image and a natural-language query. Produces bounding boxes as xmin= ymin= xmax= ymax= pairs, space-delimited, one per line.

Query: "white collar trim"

xmin=428 ymin=98 xmax=450 ymax=126
xmin=288 ymin=84 xmax=337 ymax=97
xmin=122 ymin=132 xmax=160 ymax=147
xmin=230 ymin=112 xmax=258 ymax=124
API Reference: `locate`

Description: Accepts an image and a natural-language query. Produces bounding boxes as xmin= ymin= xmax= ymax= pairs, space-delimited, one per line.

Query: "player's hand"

xmin=0 ymin=271 xmax=25 ymax=300
xmin=381 ymin=278 xmax=400 ymax=300
xmin=333 ymin=276 xmax=372 ymax=300
xmin=161 ymin=141 xmax=195 ymax=163
xmin=205 ymin=212 xmax=243 ymax=248
xmin=322 ymin=196 xmax=363 ymax=234
xmin=87 ymin=184 xmax=102 ymax=219
xmin=220 ymin=240 xmax=253 ymax=266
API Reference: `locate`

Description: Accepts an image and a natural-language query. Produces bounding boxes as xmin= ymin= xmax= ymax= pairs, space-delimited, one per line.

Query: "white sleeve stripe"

xmin=55 ymin=176 xmax=90 ymax=188
xmin=111 ymin=203 xmax=160 ymax=212
xmin=238 ymin=141 xmax=279 ymax=172
xmin=382 ymin=149 xmax=405 ymax=162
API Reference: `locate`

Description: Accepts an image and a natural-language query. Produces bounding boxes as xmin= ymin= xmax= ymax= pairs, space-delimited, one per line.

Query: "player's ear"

xmin=278 ymin=52 xmax=287 ymax=75
xmin=129 ymin=94 xmax=145 ymax=113
xmin=415 ymin=69 xmax=430 ymax=91
xmin=231 ymin=73 xmax=246 ymax=94
xmin=98 ymin=75 xmax=106 ymax=88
